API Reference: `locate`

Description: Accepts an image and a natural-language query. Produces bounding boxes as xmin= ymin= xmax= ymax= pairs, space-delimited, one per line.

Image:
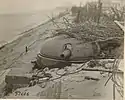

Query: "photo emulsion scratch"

xmin=0 ymin=0 xmax=124 ymax=99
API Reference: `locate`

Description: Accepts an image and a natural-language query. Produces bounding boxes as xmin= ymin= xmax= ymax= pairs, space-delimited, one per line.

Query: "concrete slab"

xmin=5 ymin=68 xmax=32 ymax=85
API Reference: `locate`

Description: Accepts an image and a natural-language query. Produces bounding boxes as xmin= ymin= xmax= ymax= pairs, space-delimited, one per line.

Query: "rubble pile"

xmin=49 ymin=1 xmax=124 ymax=42
xmin=52 ymin=19 xmax=124 ymax=42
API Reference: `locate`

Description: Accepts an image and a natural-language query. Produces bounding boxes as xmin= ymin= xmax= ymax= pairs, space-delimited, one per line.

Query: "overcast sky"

xmin=0 ymin=0 xmax=97 ymax=13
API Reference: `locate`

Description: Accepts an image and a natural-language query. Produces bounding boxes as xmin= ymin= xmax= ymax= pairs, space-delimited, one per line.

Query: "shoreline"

xmin=0 ymin=14 xmax=52 ymax=49
xmin=0 ymin=20 xmax=49 ymax=49
xmin=0 ymin=10 xmax=69 ymax=50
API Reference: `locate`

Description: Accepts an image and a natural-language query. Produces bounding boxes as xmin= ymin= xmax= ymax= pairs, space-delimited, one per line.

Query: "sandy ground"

xmin=0 ymin=14 xmax=123 ymax=99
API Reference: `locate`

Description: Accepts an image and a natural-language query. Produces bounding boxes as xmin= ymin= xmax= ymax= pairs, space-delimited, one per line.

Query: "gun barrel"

xmin=60 ymin=49 xmax=71 ymax=59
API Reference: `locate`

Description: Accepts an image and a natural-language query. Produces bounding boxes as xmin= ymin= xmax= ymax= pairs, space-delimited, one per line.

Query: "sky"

xmin=0 ymin=0 xmax=96 ymax=13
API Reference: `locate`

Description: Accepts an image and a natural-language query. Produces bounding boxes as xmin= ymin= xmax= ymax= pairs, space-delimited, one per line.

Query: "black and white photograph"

xmin=0 ymin=0 xmax=124 ymax=99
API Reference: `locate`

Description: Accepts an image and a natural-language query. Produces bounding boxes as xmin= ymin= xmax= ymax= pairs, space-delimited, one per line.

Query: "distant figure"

xmin=25 ymin=46 xmax=28 ymax=53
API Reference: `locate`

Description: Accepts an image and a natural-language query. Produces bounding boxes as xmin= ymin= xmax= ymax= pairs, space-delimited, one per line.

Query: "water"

xmin=0 ymin=9 xmax=61 ymax=46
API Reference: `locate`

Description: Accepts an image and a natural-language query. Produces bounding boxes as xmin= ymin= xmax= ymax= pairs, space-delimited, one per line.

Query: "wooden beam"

xmin=114 ymin=20 xmax=125 ymax=32
xmin=81 ymin=68 xmax=123 ymax=74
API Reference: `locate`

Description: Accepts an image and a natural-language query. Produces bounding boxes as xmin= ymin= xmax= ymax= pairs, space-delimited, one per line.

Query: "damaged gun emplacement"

xmin=33 ymin=35 xmax=123 ymax=70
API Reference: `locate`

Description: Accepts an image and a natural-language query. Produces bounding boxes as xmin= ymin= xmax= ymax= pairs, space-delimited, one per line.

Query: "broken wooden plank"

xmin=114 ymin=20 xmax=125 ymax=32
xmin=81 ymin=68 xmax=123 ymax=73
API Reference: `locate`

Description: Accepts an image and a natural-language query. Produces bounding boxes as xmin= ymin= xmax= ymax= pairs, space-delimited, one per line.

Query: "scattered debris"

xmin=0 ymin=45 xmax=5 ymax=50
xmin=25 ymin=46 xmax=28 ymax=53
xmin=85 ymin=76 xmax=100 ymax=81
